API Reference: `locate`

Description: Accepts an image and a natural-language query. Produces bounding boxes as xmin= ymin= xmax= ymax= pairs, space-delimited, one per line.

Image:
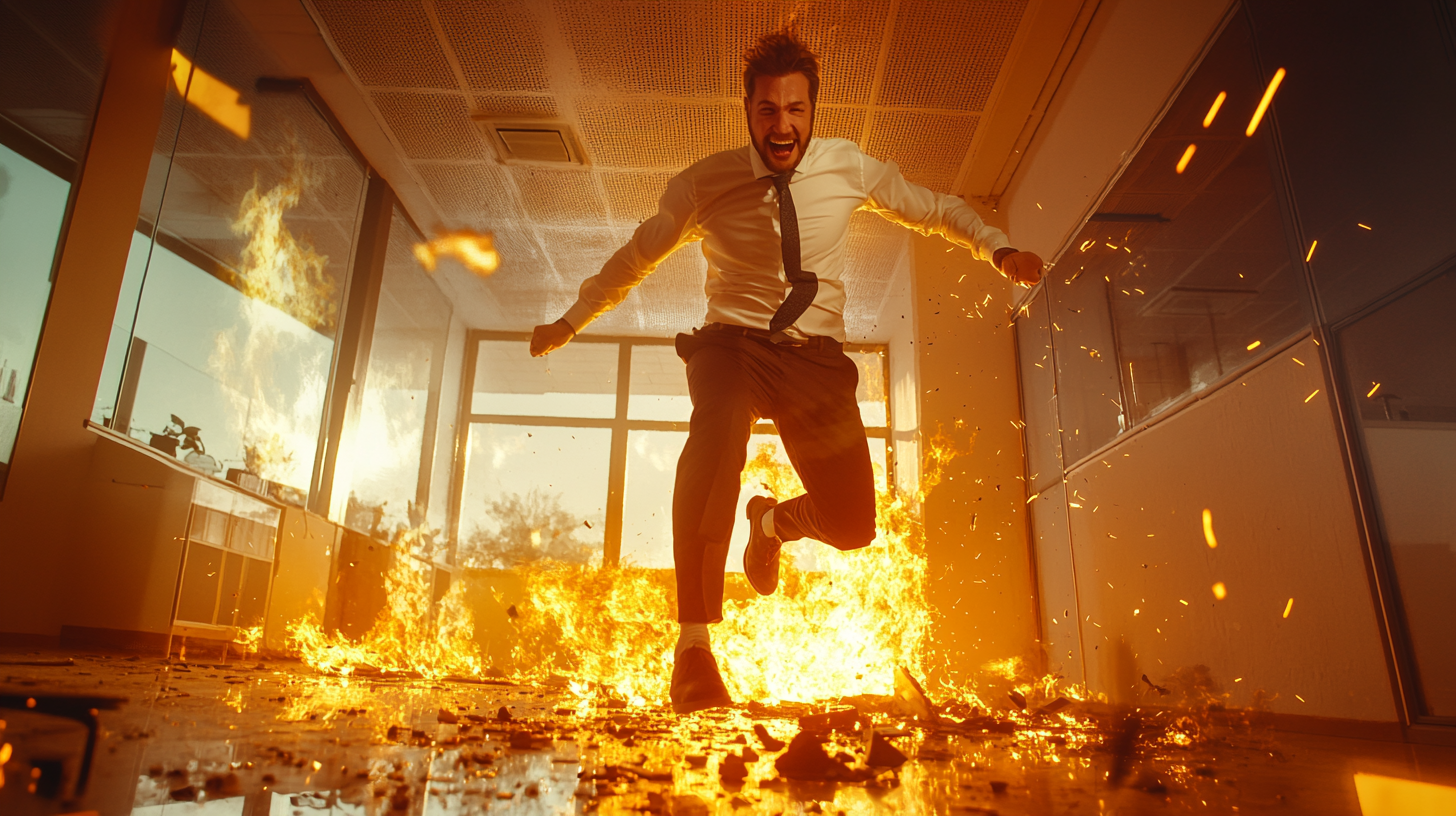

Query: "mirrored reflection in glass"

xmin=1063 ymin=18 xmax=1308 ymax=430
xmin=335 ymin=208 xmax=453 ymax=550
xmin=456 ymin=424 xmax=609 ymax=569
xmin=627 ymin=344 xmax=689 ymax=421
xmin=1339 ymin=267 xmax=1456 ymax=718
xmin=1016 ymin=289 xmax=1063 ymax=492
xmin=94 ymin=0 xmax=368 ymax=505
xmin=472 ymin=340 xmax=617 ymax=419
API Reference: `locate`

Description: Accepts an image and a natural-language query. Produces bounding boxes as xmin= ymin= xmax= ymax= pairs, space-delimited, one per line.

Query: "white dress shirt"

xmin=561 ymin=137 xmax=1009 ymax=342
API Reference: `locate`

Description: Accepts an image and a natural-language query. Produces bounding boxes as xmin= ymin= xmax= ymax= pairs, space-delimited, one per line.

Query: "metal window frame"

xmin=448 ymin=329 xmax=891 ymax=566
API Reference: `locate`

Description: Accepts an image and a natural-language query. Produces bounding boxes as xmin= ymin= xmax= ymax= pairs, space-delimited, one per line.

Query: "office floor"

xmin=1 ymin=649 xmax=1453 ymax=815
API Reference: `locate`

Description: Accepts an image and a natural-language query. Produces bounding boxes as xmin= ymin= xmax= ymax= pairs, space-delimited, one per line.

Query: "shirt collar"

xmin=748 ymin=137 xmax=821 ymax=181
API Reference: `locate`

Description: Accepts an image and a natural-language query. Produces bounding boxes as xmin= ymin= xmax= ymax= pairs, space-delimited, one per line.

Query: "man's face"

xmin=746 ymin=72 xmax=814 ymax=174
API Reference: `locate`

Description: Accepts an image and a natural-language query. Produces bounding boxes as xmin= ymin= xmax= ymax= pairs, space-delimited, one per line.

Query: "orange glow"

xmin=1305 ymin=389 xmax=1320 ymax=403
xmin=1202 ymin=91 xmax=1227 ymax=127
xmin=1175 ymin=143 xmax=1197 ymax=173
xmin=1202 ymin=508 xmax=1218 ymax=548
xmin=1357 ymin=223 xmax=1372 ymax=230
xmin=1367 ymin=382 xmax=1381 ymax=398
xmin=170 ymin=49 xmax=250 ymax=139
xmin=1246 ymin=340 xmax=1261 ymax=351
xmin=413 ymin=231 xmax=501 ymax=277
xmin=1212 ymin=582 xmax=1227 ymax=600
xmin=1246 ymin=67 xmax=1286 ymax=136
xmin=1354 ymin=773 xmax=1456 ymax=816
xmin=1283 ymin=597 xmax=1294 ymax=618
xmin=1305 ymin=239 xmax=1318 ymax=262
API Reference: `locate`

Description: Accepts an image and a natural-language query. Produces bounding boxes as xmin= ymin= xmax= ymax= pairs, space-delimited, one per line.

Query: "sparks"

xmin=1305 ymin=239 xmax=1318 ymax=262
xmin=1176 ymin=143 xmax=1197 ymax=174
xmin=1246 ymin=340 xmax=1261 ymax=351
xmin=1179 ymin=599 xmax=1189 ymax=606
xmin=1357 ymin=223 xmax=1371 ymax=230
xmin=1367 ymin=382 xmax=1381 ymax=397
xmin=1304 ymin=389 xmax=1320 ymax=403
xmin=1246 ymin=67 xmax=1286 ymax=136
xmin=1292 ymin=357 xmax=1304 ymax=365
xmin=1212 ymin=582 xmax=1227 ymax=600
xmin=1203 ymin=91 xmax=1227 ymax=127
xmin=1283 ymin=597 xmax=1294 ymax=618
xmin=1202 ymin=509 xmax=1218 ymax=549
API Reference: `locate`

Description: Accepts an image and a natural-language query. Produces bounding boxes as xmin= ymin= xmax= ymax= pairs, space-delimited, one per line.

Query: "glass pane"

xmin=0 ymin=144 xmax=69 ymax=470
xmin=1047 ymin=258 xmax=1123 ymax=464
xmin=1339 ymin=267 xmax=1456 ymax=717
xmin=1247 ymin=0 xmax=1456 ymax=322
xmin=472 ymin=340 xmax=618 ymax=419
xmin=335 ymin=208 xmax=452 ymax=544
xmin=848 ymin=348 xmax=888 ymax=428
xmin=457 ymin=424 xmax=609 ymax=568
xmin=1060 ymin=17 xmax=1308 ymax=431
xmin=621 ymin=429 xmax=686 ymax=568
xmin=96 ymin=0 xmax=367 ymax=503
xmin=0 ymin=1 xmax=121 ymax=160
xmin=627 ymin=344 xmax=690 ymax=421
xmin=1016 ymin=289 xmax=1063 ymax=493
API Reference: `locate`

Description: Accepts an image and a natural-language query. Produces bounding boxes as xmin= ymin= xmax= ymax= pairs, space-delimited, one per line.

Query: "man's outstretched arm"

xmin=860 ymin=150 xmax=1043 ymax=287
xmin=531 ymin=174 xmax=699 ymax=357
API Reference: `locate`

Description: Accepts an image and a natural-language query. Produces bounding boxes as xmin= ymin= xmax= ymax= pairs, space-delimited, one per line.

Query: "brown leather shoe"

xmin=670 ymin=647 xmax=733 ymax=715
xmin=743 ymin=495 xmax=782 ymax=596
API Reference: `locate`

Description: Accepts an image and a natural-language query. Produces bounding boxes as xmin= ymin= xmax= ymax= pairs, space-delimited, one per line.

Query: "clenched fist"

xmin=530 ymin=319 xmax=575 ymax=357
xmin=1000 ymin=250 xmax=1044 ymax=287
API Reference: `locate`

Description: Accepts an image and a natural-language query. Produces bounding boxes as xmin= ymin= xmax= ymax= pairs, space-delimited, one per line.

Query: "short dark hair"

xmin=742 ymin=29 xmax=820 ymax=105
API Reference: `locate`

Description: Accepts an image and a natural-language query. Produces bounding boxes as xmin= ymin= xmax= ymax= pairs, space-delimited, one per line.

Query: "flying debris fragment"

xmin=414 ymin=231 xmax=501 ymax=277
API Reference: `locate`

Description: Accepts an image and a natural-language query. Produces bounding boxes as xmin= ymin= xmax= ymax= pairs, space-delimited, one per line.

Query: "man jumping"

xmin=530 ymin=30 xmax=1042 ymax=714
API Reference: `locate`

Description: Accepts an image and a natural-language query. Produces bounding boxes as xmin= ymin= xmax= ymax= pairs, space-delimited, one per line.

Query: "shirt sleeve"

xmin=858 ymin=148 xmax=1009 ymax=265
xmin=561 ymin=171 xmax=700 ymax=332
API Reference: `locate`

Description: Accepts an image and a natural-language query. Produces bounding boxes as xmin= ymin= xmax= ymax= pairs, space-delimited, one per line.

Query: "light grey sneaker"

xmin=743 ymin=495 xmax=782 ymax=596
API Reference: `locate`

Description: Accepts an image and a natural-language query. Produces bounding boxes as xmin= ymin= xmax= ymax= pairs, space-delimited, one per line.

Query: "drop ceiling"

xmin=303 ymin=0 xmax=1035 ymax=340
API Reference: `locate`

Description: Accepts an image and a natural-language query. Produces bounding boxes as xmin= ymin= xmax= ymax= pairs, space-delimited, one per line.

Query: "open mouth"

xmin=767 ymin=136 xmax=796 ymax=163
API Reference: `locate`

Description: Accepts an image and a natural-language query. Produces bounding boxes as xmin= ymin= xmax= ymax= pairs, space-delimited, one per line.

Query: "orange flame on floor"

xmin=413 ymin=231 xmax=500 ymax=277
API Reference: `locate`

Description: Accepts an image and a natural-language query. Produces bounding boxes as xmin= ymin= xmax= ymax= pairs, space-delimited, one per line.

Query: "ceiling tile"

xmin=373 ymin=91 xmax=487 ymax=160
xmin=313 ymin=0 xmax=457 ymax=89
xmin=878 ymin=0 xmax=1027 ymax=112
xmin=434 ymin=0 xmax=552 ymax=92
xmin=867 ymin=110 xmax=978 ymax=192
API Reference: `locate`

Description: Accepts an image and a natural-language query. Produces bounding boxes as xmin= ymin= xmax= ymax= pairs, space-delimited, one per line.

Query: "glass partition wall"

xmin=454 ymin=334 xmax=892 ymax=571
xmin=0 ymin=0 xmax=125 ymax=493
xmin=95 ymin=0 xmax=367 ymax=508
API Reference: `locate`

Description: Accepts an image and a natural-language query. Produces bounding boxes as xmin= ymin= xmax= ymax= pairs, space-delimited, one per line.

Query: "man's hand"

xmin=1001 ymin=250 xmax=1044 ymax=287
xmin=530 ymin=319 xmax=575 ymax=357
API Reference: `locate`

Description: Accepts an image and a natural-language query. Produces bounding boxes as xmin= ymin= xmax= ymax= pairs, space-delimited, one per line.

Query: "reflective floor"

xmin=1 ymin=649 xmax=1453 ymax=815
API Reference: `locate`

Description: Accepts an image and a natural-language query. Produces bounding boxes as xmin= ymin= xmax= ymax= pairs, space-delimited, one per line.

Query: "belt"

xmin=700 ymin=322 xmax=842 ymax=351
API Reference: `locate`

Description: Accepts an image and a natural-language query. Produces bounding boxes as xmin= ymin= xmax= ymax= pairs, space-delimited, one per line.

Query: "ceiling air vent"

xmin=474 ymin=117 xmax=587 ymax=167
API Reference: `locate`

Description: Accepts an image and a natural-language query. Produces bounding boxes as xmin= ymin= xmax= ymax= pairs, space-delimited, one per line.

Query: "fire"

xmin=413 ymin=231 xmax=500 ymax=277
xmin=232 ymin=156 xmax=338 ymax=334
xmin=288 ymin=528 xmax=482 ymax=679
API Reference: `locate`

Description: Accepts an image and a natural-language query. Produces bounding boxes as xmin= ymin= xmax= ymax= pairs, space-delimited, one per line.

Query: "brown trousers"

xmin=672 ymin=328 xmax=877 ymax=623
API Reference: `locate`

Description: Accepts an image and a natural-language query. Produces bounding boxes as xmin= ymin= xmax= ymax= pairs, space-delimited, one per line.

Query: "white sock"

xmin=761 ymin=506 xmax=776 ymax=538
xmin=676 ymin=622 xmax=710 ymax=660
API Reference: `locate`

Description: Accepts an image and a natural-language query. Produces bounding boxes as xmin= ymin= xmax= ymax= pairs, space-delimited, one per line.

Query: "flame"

xmin=288 ymin=528 xmax=482 ymax=679
xmin=232 ymin=156 xmax=338 ymax=334
xmin=413 ymin=231 xmax=500 ymax=277
xmin=170 ymin=49 xmax=250 ymax=139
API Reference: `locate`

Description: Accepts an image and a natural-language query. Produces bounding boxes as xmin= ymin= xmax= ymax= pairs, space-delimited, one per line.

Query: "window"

xmin=93 ymin=0 xmax=369 ymax=506
xmin=454 ymin=334 xmax=891 ymax=570
xmin=1037 ymin=15 xmax=1310 ymax=465
xmin=1338 ymin=266 xmax=1456 ymax=719
xmin=0 ymin=0 xmax=123 ymax=491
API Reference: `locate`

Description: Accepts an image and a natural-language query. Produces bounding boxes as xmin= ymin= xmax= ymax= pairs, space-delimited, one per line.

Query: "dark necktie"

xmin=768 ymin=172 xmax=818 ymax=340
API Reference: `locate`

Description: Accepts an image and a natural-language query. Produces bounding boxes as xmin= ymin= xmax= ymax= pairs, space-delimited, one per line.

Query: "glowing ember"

xmin=1212 ymin=582 xmax=1227 ymax=600
xmin=1246 ymin=67 xmax=1286 ymax=136
xmin=1283 ymin=597 xmax=1294 ymax=618
xmin=1175 ymin=143 xmax=1197 ymax=174
xmin=1246 ymin=340 xmax=1261 ymax=351
xmin=1202 ymin=508 xmax=1218 ymax=549
xmin=1367 ymin=382 xmax=1381 ymax=398
xmin=413 ymin=231 xmax=501 ymax=277
xmin=1305 ymin=239 xmax=1318 ymax=262
xmin=1202 ymin=91 xmax=1227 ymax=127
